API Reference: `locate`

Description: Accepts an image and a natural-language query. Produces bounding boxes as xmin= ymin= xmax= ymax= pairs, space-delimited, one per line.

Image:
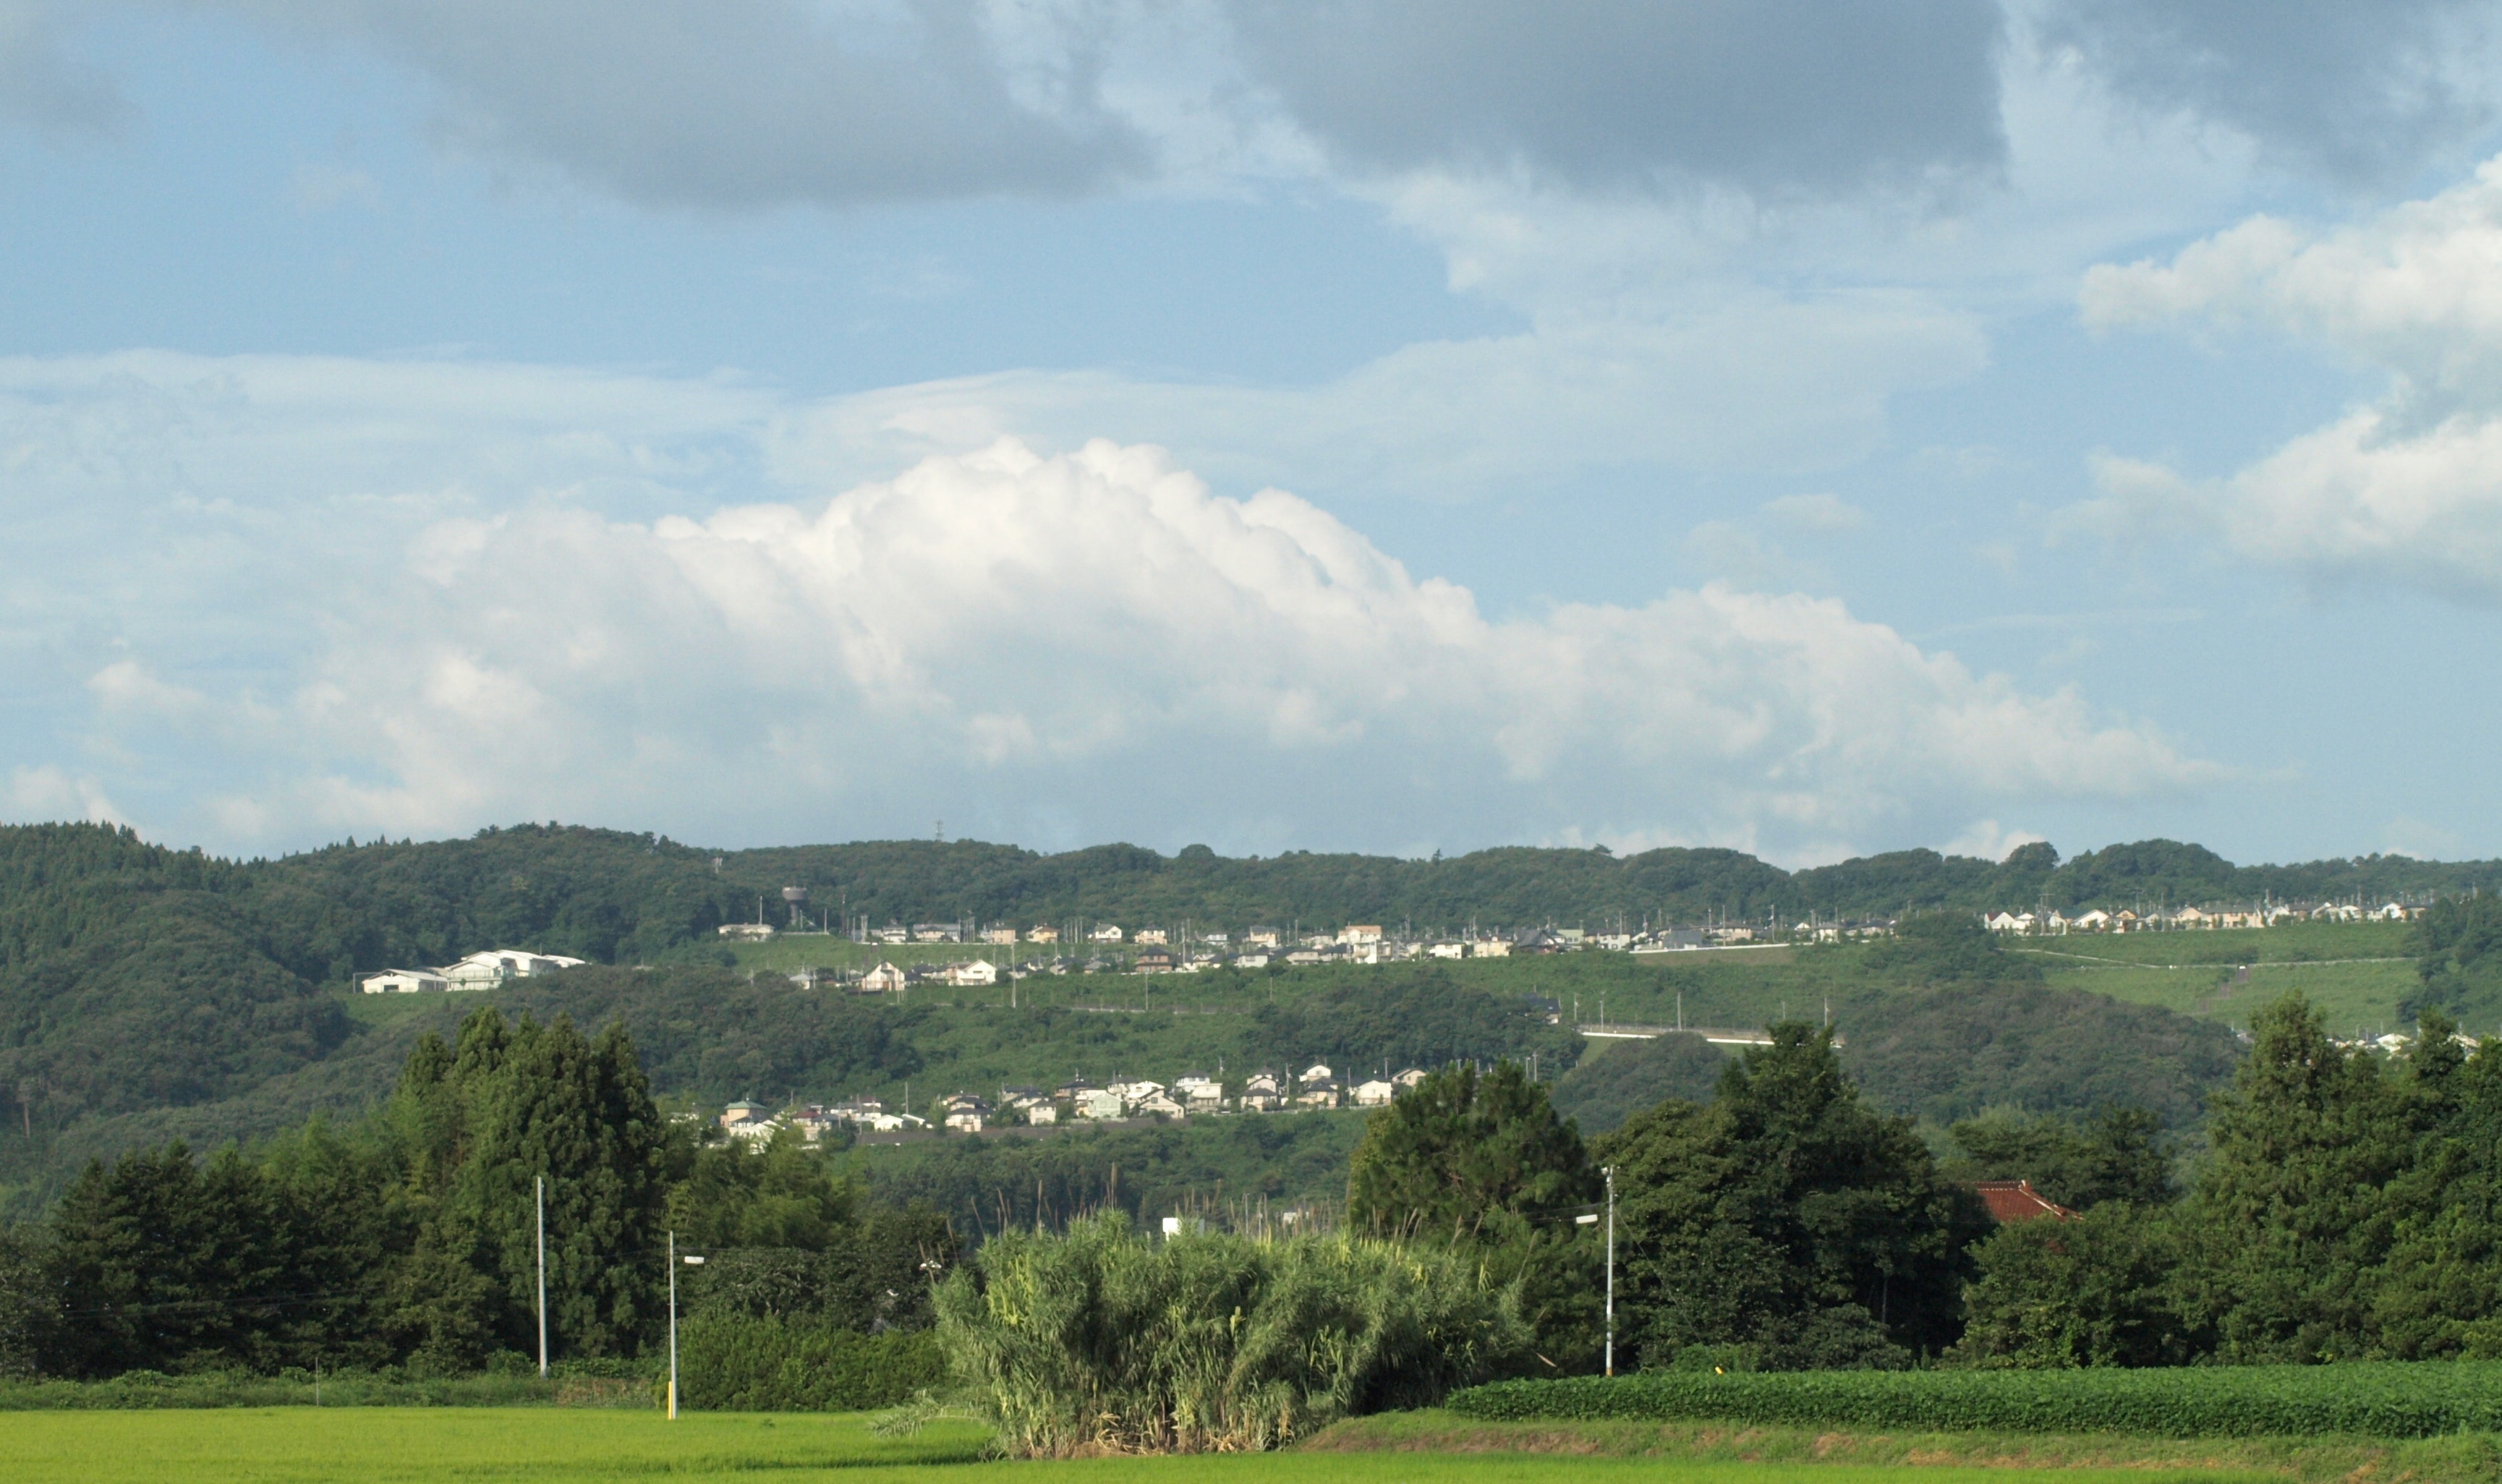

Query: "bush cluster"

xmin=1446 ymin=1362 xmax=2502 ymax=1438
xmin=936 ymin=1214 xmax=1526 ymax=1455
xmin=671 ymin=1320 xmax=942 ymax=1412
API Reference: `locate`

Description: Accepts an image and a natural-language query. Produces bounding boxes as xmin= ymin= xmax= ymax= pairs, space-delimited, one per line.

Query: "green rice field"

xmin=0 ymin=1407 xmax=2276 ymax=1484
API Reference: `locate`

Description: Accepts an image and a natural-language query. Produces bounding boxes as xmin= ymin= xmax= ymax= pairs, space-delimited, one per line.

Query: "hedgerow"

xmin=1446 ymin=1363 xmax=2502 ymax=1438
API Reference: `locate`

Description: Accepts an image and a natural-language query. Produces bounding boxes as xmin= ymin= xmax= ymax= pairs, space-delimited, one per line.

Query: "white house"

xmin=1429 ymin=941 xmax=1467 ymax=960
xmin=1353 ymin=1078 xmax=1396 ymax=1106
xmin=1234 ymin=952 xmax=1270 ymax=969
xmin=2072 ymin=910 xmax=2112 ymax=932
xmin=1026 ymin=1101 xmax=1060 ymax=1125
xmin=1300 ymin=1062 xmax=1333 ymax=1085
xmin=441 ymin=949 xmax=586 ymax=990
xmin=716 ymin=922 xmax=776 ymax=942
xmin=1134 ymin=1092 xmax=1186 ymax=1120
xmin=1183 ymin=1082 xmax=1225 ymax=1112
xmin=1026 ymin=924 xmax=1060 ymax=943
xmin=359 ymin=968 xmax=448 ymax=994
xmin=1244 ymin=927 xmax=1282 ymax=948
xmin=1392 ymin=1068 xmax=1429 ymax=1091
xmin=949 ymin=960 xmax=999 ymax=988
xmin=1985 ymin=912 xmax=2022 ymax=933
xmin=1111 ymin=1079 xmax=1166 ymax=1102
xmin=1337 ymin=924 xmax=1384 ymax=946
xmin=1135 ymin=928 xmax=1169 ymax=945
xmin=726 ymin=1117 xmax=783 ymax=1145
xmin=1090 ymin=924 xmax=1126 ymax=942
xmin=1473 ymin=938 xmax=1512 ymax=958
xmin=859 ymin=961 xmax=907 ymax=994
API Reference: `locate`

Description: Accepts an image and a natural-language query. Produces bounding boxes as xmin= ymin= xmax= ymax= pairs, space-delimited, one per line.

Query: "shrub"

xmin=935 ymin=1214 xmax=1527 ymax=1455
xmin=1446 ymin=1361 xmax=2502 ymax=1438
xmin=674 ymin=1318 xmax=942 ymax=1412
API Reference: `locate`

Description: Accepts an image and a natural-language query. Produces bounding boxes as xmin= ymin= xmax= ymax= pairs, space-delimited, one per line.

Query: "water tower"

xmin=782 ymin=885 xmax=809 ymax=929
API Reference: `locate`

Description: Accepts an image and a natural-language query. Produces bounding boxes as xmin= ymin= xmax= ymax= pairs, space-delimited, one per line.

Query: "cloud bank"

xmin=2080 ymin=153 xmax=2502 ymax=601
xmin=0 ymin=354 xmax=2213 ymax=858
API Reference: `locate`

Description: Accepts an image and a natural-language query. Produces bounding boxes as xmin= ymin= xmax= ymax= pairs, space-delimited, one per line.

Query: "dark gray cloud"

xmin=2039 ymin=0 xmax=2502 ymax=184
xmin=1222 ymin=0 xmax=2009 ymax=197
xmin=0 ymin=0 xmax=128 ymax=135
xmin=215 ymin=0 xmax=1144 ymax=208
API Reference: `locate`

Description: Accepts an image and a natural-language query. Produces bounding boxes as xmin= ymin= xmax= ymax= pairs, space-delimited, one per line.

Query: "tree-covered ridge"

xmin=0 ymin=824 xmax=2488 ymax=986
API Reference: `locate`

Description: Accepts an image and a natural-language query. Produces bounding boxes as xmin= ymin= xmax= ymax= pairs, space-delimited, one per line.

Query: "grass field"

xmin=2014 ymin=921 xmax=2421 ymax=1035
xmin=1314 ymin=1412 xmax=2492 ymax=1484
xmin=0 ymin=1407 xmax=2282 ymax=1484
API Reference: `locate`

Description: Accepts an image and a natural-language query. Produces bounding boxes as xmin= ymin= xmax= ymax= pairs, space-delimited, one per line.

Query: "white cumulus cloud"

xmin=2077 ymin=153 xmax=2502 ymax=602
xmin=0 ymin=354 xmax=2217 ymax=858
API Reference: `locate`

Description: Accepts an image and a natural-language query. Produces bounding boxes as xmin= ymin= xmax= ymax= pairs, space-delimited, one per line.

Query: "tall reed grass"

xmin=934 ymin=1214 xmax=1526 ymax=1455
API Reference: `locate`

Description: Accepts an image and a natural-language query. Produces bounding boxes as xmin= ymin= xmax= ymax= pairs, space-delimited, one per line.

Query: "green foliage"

xmin=396 ymin=1010 xmax=674 ymax=1366
xmin=1944 ymin=1106 xmax=2176 ymax=1208
xmin=673 ymin=1317 xmax=942 ymax=1411
xmin=856 ymin=1114 xmax=1369 ymax=1237
xmin=1446 ymin=1360 xmax=2502 ymax=1437
xmin=1345 ymin=1062 xmax=1605 ymax=1371
xmin=2174 ymin=996 xmax=2412 ymax=1363
xmin=1243 ymin=971 xmax=1583 ymax=1079
xmin=1952 ymin=1203 xmax=2191 ymax=1368
xmin=2405 ymin=893 xmax=2502 ymax=1025
xmin=1593 ymin=1023 xmax=1985 ymax=1370
xmin=1346 ymin=1062 xmax=1597 ymax=1242
xmin=934 ymin=1214 xmax=1528 ymax=1454
xmin=1547 ymin=1033 xmax=1727 ymax=1136
xmin=0 ymin=1370 xmax=644 ymax=1410
xmin=0 ymin=1223 xmax=55 ymax=1378
xmin=1840 ymin=984 xmax=2241 ymax=1129
xmin=1863 ymin=913 xmax=2041 ymax=988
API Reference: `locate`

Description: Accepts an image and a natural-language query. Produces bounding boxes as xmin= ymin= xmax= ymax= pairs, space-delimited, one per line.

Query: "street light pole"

xmin=669 ymin=1234 xmax=704 ymax=1420
xmin=535 ymin=1176 xmax=547 ymax=1379
xmin=668 ymin=1229 xmax=678 ymax=1420
xmin=1604 ymin=1164 xmax=1617 ymax=1377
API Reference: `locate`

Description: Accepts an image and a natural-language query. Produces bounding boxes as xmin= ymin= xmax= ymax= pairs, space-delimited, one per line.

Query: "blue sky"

xmin=8 ymin=1 xmax=2502 ymax=869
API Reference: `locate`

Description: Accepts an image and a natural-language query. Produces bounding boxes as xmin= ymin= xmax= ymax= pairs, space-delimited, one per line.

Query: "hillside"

xmin=0 ymin=820 xmax=2456 ymax=1216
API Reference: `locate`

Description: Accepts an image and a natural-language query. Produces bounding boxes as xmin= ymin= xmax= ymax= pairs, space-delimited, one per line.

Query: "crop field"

xmin=1449 ymin=1360 xmax=2502 ymax=1439
xmin=0 ymin=1406 xmax=2274 ymax=1484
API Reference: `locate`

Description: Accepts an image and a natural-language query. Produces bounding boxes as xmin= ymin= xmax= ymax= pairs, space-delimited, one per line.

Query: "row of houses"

xmin=1984 ymin=901 xmax=2422 ymax=935
xmin=358 ymin=948 xmax=587 ymax=993
xmin=715 ymin=1062 xmax=1434 ymax=1142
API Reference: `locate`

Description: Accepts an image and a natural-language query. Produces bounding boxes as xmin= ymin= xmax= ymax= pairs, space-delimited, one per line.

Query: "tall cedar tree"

xmin=1595 ymin=1022 xmax=1985 ymax=1370
xmin=1345 ymin=1061 xmax=1605 ymax=1370
xmin=430 ymin=1008 xmax=671 ymax=1359
xmin=2174 ymin=994 xmax=2412 ymax=1361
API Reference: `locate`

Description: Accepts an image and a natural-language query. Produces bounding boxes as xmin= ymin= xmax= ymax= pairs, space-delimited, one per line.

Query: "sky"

xmin=7 ymin=1 xmax=2502 ymax=869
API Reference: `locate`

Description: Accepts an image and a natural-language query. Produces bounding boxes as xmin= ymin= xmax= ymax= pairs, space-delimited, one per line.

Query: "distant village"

xmin=352 ymin=891 xmax=2436 ymax=999
xmin=712 ymin=1060 xmax=1433 ymax=1142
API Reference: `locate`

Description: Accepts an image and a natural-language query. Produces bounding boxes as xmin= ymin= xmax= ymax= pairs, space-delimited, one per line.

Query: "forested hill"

xmin=0 ymin=824 xmax=2493 ymax=973
xmin=0 ymin=819 xmax=2370 ymax=1219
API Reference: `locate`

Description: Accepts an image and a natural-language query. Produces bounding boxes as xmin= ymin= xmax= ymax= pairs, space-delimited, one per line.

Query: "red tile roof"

xmin=1970 ymin=1179 xmax=2078 ymax=1224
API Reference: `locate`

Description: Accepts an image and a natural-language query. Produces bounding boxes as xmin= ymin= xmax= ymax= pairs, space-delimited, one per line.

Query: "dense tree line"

xmin=0 ymin=1008 xmax=950 ymax=1380
xmin=1348 ymin=986 xmax=2502 ymax=1373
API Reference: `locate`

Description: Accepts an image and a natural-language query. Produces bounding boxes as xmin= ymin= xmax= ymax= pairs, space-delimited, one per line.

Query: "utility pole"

xmin=535 ymin=1176 xmax=548 ymax=1378
xmin=668 ymin=1229 xmax=678 ymax=1420
xmin=1604 ymin=1164 xmax=1617 ymax=1377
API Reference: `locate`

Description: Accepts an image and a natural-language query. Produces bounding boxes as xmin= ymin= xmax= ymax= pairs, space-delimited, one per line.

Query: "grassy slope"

xmin=0 ymin=1406 xmax=2278 ymax=1484
xmin=1309 ymin=1412 xmax=2489 ymax=1484
xmin=2016 ymin=921 xmax=2421 ymax=1036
